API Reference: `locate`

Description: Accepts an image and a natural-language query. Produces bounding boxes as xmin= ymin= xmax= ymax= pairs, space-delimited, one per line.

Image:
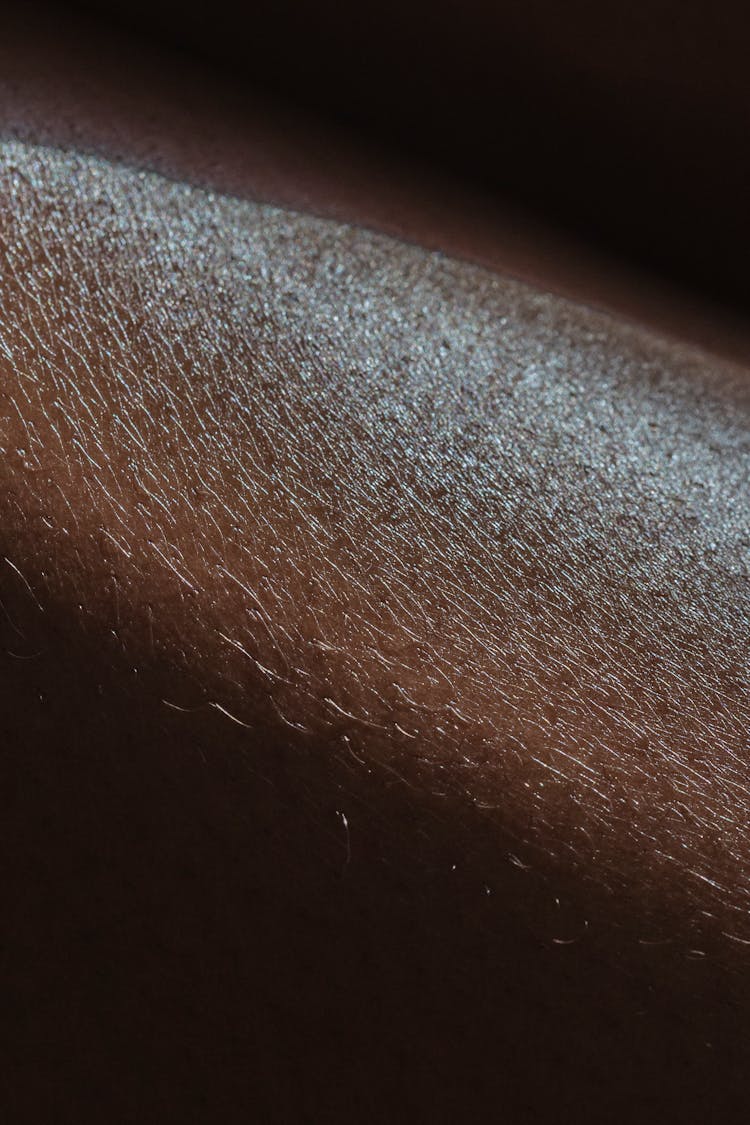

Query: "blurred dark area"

xmin=64 ymin=0 xmax=750 ymax=320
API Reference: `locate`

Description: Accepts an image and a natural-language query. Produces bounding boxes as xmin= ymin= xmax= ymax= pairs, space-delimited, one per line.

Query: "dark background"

xmin=66 ymin=0 xmax=750 ymax=320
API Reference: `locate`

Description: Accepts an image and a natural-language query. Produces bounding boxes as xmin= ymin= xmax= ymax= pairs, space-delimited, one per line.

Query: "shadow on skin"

xmin=2 ymin=123 xmax=750 ymax=1125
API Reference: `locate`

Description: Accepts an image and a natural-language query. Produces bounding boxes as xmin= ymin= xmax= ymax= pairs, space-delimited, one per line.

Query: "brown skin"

xmin=2 ymin=13 xmax=750 ymax=1125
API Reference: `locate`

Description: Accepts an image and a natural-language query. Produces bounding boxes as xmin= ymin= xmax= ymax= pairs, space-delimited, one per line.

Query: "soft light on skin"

xmin=2 ymin=139 xmax=750 ymax=1120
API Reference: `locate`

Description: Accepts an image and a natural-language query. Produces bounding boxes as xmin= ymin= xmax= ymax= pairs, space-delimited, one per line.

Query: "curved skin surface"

xmin=2 ymin=22 xmax=750 ymax=1125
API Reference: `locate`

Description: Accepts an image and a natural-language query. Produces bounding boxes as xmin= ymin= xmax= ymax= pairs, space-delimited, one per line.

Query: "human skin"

xmin=69 ymin=0 xmax=750 ymax=308
xmin=2 ymin=18 xmax=750 ymax=1125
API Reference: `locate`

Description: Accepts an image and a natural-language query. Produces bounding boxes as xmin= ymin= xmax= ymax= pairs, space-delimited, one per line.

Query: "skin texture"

xmin=74 ymin=0 xmax=750 ymax=308
xmin=2 ymin=139 xmax=750 ymax=1122
xmin=3 ymin=3 xmax=750 ymax=364
xmin=2 ymin=17 xmax=750 ymax=1125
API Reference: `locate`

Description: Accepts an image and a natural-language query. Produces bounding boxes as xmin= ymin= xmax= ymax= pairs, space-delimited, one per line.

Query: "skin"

xmin=75 ymin=0 xmax=750 ymax=308
xmin=2 ymin=15 xmax=750 ymax=1125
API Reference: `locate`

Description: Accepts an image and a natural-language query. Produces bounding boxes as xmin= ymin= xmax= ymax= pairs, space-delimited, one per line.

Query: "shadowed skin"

xmin=2 ymin=75 xmax=750 ymax=1125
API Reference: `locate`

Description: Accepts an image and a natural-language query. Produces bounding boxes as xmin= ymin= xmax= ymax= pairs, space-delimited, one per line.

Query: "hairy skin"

xmin=2 ymin=137 xmax=750 ymax=1121
xmin=3 ymin=2 xmax=750 ymax=1107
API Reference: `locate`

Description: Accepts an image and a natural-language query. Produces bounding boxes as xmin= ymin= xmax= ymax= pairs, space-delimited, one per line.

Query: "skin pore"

xmin=2 ymin=22 xmax=750 ymax=1125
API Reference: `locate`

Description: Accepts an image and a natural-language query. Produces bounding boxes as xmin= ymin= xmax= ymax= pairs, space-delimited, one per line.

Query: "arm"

xmin=3 ymin=76 xmax=750 ymax=1125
